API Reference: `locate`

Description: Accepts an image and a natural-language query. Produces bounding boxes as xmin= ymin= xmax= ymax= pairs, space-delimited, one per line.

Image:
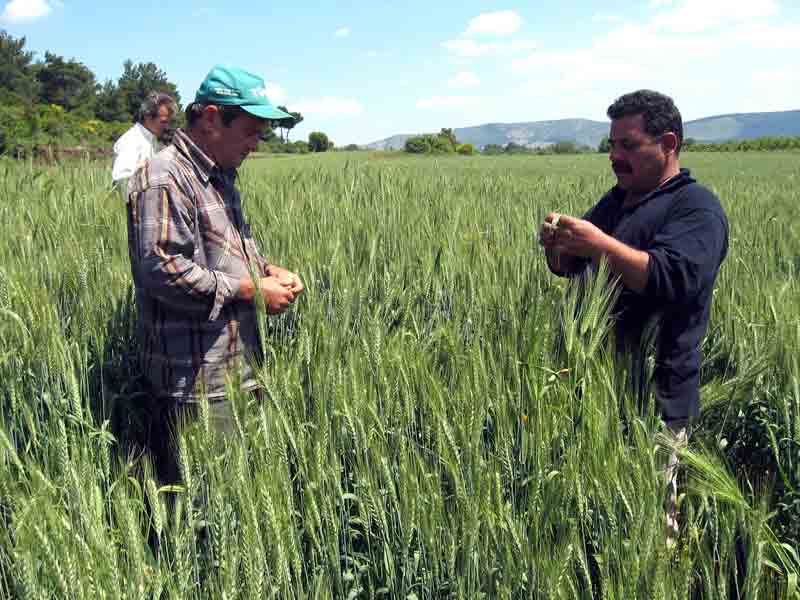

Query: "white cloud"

xmin=512 ymin=49 xmax=647 ymax=89
xmin=448 ymin=71 xmax=481 ymax=88
xmin=649 ymin=0 xmax=674 ymax=8
xmin=650 ymin=0 xmax=778 ymax=34
xmin=264 ymin=82 xmax=286 ymax=104
xmin=294 ymin=97 xmax=363 ymax=117
xmin=416 ymin=95 xmax=486 ymax=109
xmin=442 ymin=39 xmax=537 ymax=57
xmin=366 ymin=50 xmax=378 ymax=57
xmin=726 ymin=23 xmax=800 ymax=50
xmin=504 ymin=1 xmax=800 ymax=124
xmin=0 ymin=0 xmax=56 ymax=22
xmin=334 ymin=27 xmax=351 ymax=38
xmin=465 ymin=10 xmax=523 ymax=36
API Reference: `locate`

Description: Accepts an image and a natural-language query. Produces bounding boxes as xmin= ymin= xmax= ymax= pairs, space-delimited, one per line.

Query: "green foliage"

xmin=457 ymin=143 xmax=475 ymax=155
xmin=35 ymin=51 xmax=98 ymax=114
xmin=403 ymin=134 xmax=429 ymax=153
xmin=598 ymin=135 xmax=610 ymax=153
xmin=259 ymin=139 xmax=310 ymax=154
xmin=683 ymin=135 xmax=800 ymax=152
xmin=439 ymin=127 xmax=457 ymax=147
xmin=551 ymin=140 xmax=593 ymax=154
xmin=116 ymin=59 xmax=181 ymax=121
xmin=0 ymin=30 xmax=180 ymax=157
xmin=308 ymin=131 xmax=332 ymax=152
xmin=275 ymin=105 xmax=303 ymax=142
xmin=0 ymin=29 xmax=39 ymax=103
xmin=404 ymin=133 xmax=455 ymax=154
xmin=0 ymin=153 xmax=798 ymax=597
xmin=94 ymin=80 xmax=128 ymax=123
xmin=404 ymin=128 xmax=461 ymax=155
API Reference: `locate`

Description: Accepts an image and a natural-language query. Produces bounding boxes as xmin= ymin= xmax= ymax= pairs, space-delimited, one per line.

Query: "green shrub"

xmin=457 ymin=143 xmax=475 ymax=155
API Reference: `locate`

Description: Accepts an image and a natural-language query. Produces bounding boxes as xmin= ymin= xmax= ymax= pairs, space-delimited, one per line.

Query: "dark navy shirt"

xmin=559 ymin=169 xmax=729 ymax=422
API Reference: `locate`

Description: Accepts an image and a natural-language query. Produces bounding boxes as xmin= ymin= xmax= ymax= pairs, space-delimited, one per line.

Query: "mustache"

xmin=612 ymin=162 xmax=632 ymax=173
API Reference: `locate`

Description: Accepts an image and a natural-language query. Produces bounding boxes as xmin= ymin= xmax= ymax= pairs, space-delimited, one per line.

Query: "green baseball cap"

xmin=194 ymin=64 xmax=292 ymax=121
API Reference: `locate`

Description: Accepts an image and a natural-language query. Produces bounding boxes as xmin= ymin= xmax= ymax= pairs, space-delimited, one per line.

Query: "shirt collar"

xmin=136 ymin=122 xmax=158 ymax=144
xmin=611 ymin=168 xmax=695 ymax=210
xmin=172 ymin=129 xmax=217 ymax=185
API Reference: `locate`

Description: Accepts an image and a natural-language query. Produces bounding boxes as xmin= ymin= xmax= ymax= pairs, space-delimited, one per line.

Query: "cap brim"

xmin=242 ymin=104 xmax=293 ymax=120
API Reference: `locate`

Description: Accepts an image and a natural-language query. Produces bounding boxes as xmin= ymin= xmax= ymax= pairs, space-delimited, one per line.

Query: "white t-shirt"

xmin=111 ymin=122 xmax=161 ymax=183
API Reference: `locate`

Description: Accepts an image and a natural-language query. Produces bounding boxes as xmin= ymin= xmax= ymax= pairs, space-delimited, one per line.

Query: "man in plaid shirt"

xmin=127 ymin=65 xmax=303 ymax=481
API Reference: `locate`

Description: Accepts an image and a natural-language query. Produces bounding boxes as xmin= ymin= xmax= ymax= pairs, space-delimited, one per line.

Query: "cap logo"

xmin=250 ymin=87 xmax=270 ymax=98
xmin=213 ymin=87 xmax=239 ymax=97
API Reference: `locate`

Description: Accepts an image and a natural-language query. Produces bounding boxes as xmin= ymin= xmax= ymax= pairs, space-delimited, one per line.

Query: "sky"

xmin=2 ymin=0 xmax=799 ymax=146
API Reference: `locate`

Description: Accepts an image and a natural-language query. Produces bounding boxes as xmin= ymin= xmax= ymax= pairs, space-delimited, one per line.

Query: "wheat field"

xmin=0 ymin=151 xmax=798 ymax=598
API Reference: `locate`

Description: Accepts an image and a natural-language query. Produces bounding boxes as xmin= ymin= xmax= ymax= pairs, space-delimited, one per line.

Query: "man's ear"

xmin=661 ymin=132 xmax=679 ymax=155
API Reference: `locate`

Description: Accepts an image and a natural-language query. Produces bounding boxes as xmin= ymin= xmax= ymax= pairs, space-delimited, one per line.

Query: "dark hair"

xmin=185 ymin=103 xmax=245 ymax=128
xmin=607 ymin=90 xmax=683 ymax=152
xmin=137 ymin=92 xmax=177 ymax=124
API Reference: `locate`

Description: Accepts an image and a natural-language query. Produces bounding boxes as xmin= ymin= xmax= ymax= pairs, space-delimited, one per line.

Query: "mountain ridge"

xmin=364 ymin=110 xmax=800 ymax=150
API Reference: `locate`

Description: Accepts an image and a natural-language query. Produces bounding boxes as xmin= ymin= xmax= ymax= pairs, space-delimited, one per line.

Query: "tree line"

xmin=0 ymin=29 xmax=182 ymax=156
xmin=403 ymin=129 xmax=593 ymax=156
xmin=598 ymin=135 xmax=800 ymax=153
xmin=407 ymin=133 xmax=800 ymax=157
xmin=0 ymin=29 xmax=337 ymax=158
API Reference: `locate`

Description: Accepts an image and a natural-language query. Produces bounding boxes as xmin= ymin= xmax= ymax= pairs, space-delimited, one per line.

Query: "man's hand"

xmin=236 ymin=274 xmax=302 ymax=313
xmin=538 ymin=212 xmax=564 ymax=248
xmin=541 ymin=213 xmax=650 ymax=293
xmin=540 ymin=212 xmax=584 ymax=274
xmin=545 ymin=214 xmax=610 ymax=259
xmin=259 ymin=276 xmax=296 ymax=314
xmin=267 ymin=265 xmax=305 ymax=297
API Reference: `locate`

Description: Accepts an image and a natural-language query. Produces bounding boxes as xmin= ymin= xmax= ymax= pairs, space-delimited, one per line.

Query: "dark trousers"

xmin=147 ymin=398 xmax=236 ymax=485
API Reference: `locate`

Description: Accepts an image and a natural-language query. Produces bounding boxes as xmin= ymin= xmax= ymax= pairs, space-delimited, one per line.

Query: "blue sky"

xmin=3 ymin=0 xmax=799 ymax=145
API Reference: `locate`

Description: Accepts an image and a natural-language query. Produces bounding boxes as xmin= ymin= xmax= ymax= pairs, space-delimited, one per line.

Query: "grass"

xmin=0 ymin=151 xmax=798 ymax=598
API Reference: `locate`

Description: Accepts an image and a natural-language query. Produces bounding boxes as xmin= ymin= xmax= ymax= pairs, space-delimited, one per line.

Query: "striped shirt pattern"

xmin=126 ymin=129 xmax=269 ymax=401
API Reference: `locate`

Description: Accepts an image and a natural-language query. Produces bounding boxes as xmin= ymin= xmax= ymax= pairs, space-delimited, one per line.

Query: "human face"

xmin=209 ymin=109 xmax=267 ymax=170
xmin=143 ymin=104 xmax=172 ymax=138
xmin=608 ymin=114 xmax=669 ymax=195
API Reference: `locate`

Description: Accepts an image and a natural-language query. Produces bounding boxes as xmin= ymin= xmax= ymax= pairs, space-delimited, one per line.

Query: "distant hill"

xmin=365 ymin=110 xmax=800 ymax=150
xmin=684 ymin=110 xmax=800 ymax=142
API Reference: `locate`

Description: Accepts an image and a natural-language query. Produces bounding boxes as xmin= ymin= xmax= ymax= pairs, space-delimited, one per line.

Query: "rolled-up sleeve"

xmin=132 ymin=185 xmax=241 ymax=320
xmin=645 ymin=207 xmax=727 ymax=303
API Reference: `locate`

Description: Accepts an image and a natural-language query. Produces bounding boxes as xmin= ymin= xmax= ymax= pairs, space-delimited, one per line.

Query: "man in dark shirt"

xmin=539 ymin=89 xmax=728 ymax=540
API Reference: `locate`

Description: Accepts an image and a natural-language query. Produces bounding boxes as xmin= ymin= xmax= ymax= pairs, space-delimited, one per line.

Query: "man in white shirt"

xmin=111 ymin=92 xmax=177 ymax=185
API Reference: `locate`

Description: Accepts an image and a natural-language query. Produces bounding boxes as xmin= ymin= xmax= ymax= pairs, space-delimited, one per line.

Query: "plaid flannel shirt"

xmin=126 ymin=129 xmax=270 ymax=401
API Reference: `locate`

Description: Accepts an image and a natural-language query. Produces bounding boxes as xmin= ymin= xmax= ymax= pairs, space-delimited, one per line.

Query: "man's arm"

xmin=545 ymin=205 xmax=727 ymax=300
xmin=539 ymin=212 xmax=588 ymax=278
xmin=644 ymin=205 xmax=728 ymax=303
xmin=544 ymin=214 xmax=650 ymax=293
xmin=131 ymin=184 xmax=242 ymax=320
